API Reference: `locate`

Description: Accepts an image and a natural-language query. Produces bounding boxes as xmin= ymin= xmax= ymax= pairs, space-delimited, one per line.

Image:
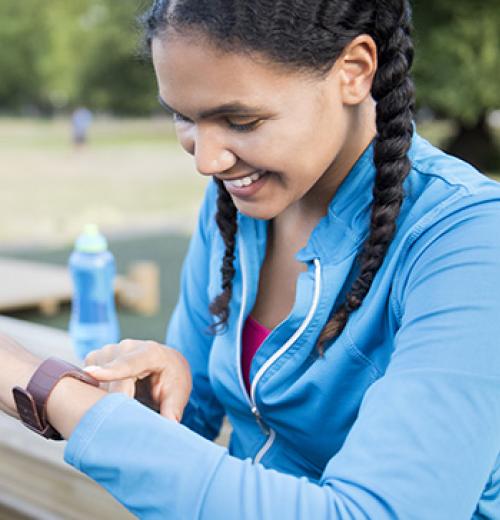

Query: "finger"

xmin=96 ymin=343 xmax=120 ymax=366
xmin=83 ymin=347 xmax=105 ymax=367
xmin=83 ymin=344 xmax=165 ymax=381
xmin=108 ymin=378 xmax=136 ymax=397
xmin=84 ymin=351 xmax=97 ymax=367
xmin=160 ymin=400 xmax=180 ymax=422
xmin=160 ymin=396 xmax=184 ymax=422
xmin=85 ymin=341 xmax=146 ymax=371
xmin=84 ymin=343 xmax=119 ymax=371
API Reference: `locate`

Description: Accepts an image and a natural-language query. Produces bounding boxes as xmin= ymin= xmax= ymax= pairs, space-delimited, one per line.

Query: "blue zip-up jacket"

xmin=65 ymin=133 xmax=500 ymax=519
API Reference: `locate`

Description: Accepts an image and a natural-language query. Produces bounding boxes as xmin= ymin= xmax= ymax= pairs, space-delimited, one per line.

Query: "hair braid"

xmin=317 ymin=1 xmax=415 ymax=353
xmin=208 ymin=179 xmax=238 ymax=333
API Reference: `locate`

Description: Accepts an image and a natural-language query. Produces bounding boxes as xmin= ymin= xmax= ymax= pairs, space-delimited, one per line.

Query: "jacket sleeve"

xmin=165 ymin=180 xmax=225 ymax=440
xmin=65 ymin=200 xmax=500 ymax=519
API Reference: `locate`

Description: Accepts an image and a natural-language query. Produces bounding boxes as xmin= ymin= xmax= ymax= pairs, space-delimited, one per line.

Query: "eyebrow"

xmin=157 ymin=95 xmax=267 ymax=120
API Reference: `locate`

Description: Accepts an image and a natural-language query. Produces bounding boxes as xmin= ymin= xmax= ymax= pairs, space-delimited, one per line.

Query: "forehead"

xmin=151 ymin=33 xmax=314 ymax=113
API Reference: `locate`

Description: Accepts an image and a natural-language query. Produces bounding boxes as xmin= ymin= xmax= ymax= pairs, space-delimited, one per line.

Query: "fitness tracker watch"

xmin=12 ymin=357 xmax=100 ymax=440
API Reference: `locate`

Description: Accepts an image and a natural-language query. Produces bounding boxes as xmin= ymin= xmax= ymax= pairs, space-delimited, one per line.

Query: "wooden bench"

xmin=0 ymin=257 xmax=160 ymax=317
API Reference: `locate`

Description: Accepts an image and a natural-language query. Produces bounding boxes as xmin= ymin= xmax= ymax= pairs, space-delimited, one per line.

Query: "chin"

xmin=235 ymin=201 xmax=279 ymax=221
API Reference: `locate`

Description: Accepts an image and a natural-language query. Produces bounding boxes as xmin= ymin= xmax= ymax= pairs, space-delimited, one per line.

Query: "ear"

xmin=336 ymin=35 xmax=377 ymax=105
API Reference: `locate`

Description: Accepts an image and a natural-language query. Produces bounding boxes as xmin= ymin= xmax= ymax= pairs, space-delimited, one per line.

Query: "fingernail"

xmin=83 ymin=365 xmax=103 ymax=372
xmin=164 ymin=412 xmax=179 ymax=422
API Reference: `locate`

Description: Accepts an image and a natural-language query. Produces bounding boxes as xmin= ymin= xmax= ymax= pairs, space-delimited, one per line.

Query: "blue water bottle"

xmin=69 ymin=224 xmax=120 ymax=360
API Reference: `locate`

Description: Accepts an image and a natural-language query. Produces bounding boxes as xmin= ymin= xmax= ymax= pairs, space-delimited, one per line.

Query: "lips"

xmin=222 ymin=170 xmax=269 ymax=198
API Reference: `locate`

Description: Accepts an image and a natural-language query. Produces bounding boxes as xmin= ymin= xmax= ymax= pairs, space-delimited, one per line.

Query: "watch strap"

xmin=13 ymin=357 xmax=100 ymax=440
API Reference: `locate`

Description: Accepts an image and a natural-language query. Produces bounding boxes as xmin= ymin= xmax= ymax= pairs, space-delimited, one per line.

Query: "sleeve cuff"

xmin=64 ymin=392 xmax=130 ymax=469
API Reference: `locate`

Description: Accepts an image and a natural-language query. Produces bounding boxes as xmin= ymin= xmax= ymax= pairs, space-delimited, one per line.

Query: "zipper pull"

xmin=251 ymin=406 xmax=270 ymax=435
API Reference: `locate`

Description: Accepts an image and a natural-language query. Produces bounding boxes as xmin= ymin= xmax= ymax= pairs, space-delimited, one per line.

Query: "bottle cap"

xmin=75 ymin=224 xmax=108 ymax=253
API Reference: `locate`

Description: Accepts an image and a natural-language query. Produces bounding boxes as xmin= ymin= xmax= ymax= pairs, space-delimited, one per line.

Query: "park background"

xmin=1 ymin=0 xmax=499 ymax=342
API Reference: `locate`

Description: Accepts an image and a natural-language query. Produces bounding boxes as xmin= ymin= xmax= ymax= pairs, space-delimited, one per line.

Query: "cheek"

xmin=239 ymin=123 xmax=315 ymax=173
xmin=270 ymin=125 xmax=326 ymax=179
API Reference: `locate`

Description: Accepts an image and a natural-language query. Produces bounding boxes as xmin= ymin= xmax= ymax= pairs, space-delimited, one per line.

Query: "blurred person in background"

xmin=71 ymin=106 xmax=93 ymax=147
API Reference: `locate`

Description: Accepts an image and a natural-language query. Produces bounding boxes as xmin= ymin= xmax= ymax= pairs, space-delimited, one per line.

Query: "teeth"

xmin=227 ymin=171 xmax=263 ymax=188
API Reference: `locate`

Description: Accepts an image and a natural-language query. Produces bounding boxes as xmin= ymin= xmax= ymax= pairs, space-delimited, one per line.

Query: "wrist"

xmin=12 ymin=358 xmax=103 ymax=440
xmin=46 ymin=376 xmax=106 ymax=439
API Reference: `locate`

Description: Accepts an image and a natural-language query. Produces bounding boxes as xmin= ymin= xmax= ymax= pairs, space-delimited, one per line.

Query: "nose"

xmin=191 ymin=127 xmax=237 ymax=176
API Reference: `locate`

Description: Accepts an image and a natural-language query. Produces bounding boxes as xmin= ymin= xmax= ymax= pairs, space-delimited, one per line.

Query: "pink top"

xmin=241 ymin=315 xmax=271 ymax=395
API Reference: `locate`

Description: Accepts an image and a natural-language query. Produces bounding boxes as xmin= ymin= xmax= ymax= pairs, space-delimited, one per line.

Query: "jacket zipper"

xmin=237 ymin=237 xmax=322 ymax=464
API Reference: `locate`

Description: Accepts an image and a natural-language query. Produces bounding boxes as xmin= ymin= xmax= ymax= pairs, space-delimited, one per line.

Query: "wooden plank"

xmin=0 ymin=499 xmax=44 ymax=520
xmin=0 ymin=444 xmax=133 ymax=520
xmin=0 ymin=258 xmax=72 ymax=312
xmin=0 ymin=258 xmax=125 ymax=314
xmin=0 ymin=315 xmax=79 ymax=361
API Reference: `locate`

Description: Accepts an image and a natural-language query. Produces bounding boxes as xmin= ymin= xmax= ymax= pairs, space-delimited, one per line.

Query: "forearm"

xmin=0 ymin=333 xmax=40 ymax=418
xmin=62 ymin=395 xmax=389 ymax=520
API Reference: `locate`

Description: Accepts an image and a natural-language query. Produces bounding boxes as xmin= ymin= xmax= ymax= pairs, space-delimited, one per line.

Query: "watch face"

xmin=12 ymin=387 xmax=44 ymax=431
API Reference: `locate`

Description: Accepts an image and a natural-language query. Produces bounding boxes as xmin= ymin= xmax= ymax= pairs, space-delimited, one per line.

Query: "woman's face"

xmin=152 ymin=32 xmax=375 ymax=221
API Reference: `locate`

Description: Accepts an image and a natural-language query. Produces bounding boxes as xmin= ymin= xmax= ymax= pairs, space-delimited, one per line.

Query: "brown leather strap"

xmin=13 ymin=357 xmax=99 ymax=440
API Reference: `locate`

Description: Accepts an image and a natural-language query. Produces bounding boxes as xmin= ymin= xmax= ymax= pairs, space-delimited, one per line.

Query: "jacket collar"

xmin=296 ymin=139 xmax=376 ymax=264
xmin=297 ymin=128 xmax=421 ymax=264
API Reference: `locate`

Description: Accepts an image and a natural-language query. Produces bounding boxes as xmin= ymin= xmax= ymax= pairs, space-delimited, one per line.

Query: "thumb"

xmin=159 ymin=391 xmax=186 ymax=422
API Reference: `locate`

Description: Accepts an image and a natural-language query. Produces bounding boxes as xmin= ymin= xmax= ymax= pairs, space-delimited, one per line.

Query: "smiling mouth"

xmin=223 ymin=170 xmax=265 ymax=188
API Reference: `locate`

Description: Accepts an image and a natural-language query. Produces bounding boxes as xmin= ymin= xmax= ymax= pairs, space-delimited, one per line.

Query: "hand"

xmin=83 ymin=339 xmax=192 ymax=422
xmin=0 ymin=333 xmax=41 ymax=418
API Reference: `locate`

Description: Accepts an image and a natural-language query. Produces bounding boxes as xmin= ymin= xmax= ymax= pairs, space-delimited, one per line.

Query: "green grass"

xmin=0 ymin=116 xmax=180 ymax=149
xmin=0 ymin=117 xmax=207 ymax=246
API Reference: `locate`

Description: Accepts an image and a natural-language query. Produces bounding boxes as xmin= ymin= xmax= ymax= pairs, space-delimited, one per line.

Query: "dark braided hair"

xmin=143 ymin=0 xmax=415 ymax=351
xmin=209 ymin=178 xmax=238 ymax=332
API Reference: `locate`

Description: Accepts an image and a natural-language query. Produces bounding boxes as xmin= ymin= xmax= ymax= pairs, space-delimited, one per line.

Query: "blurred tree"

xmin=37 ymin=0 xmax=91 ymax=110
xmin=75 ymin=0 xmax=157 ymax=115
xmin=40 ymin=0 xmax=157 ymax=115
xmin=0 ymin=0 xmax=157 ymax=115
xmin=0 ymin=0 xmax=49 ymax=111
xmin=413 ymin=0 xmax=500 ymax=170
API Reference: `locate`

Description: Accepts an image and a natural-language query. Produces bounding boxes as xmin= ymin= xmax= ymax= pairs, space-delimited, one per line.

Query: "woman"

xmin=1 ymin=0 xmax=500 ymax=518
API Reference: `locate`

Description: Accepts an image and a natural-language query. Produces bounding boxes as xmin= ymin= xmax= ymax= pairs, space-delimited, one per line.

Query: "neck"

xmin=275 ymin=98 xmax=377 ymax=235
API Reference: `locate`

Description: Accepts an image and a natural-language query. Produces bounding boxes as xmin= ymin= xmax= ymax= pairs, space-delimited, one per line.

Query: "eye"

xmin=172 ymin=111 xmax=261 ymax=132
xmin=226 ymin=118 xmax=261 ymax=133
